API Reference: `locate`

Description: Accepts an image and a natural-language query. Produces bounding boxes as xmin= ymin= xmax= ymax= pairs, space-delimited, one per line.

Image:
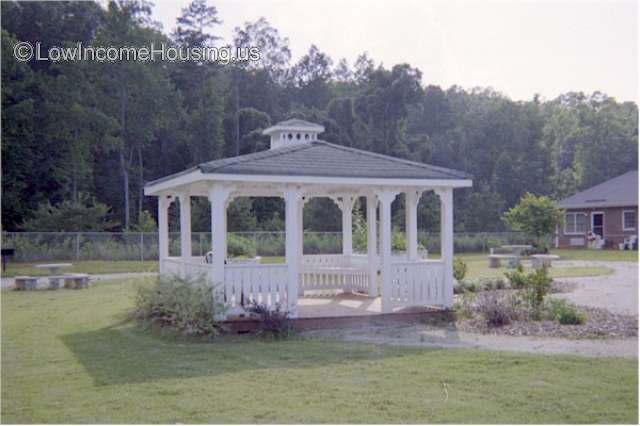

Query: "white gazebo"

xmin=144 ymin=119 xmax=472 ymax=319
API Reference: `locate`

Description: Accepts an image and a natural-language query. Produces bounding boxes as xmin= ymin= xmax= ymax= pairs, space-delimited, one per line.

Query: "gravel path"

xmin=555 ymin=261 xmax=638 ymax=316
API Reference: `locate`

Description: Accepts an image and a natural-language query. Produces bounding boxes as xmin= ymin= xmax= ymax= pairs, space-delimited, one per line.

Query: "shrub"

xmin=547 ymin=298 xmax=586 ymax=325
xmin=504 ymin=264 xmax=528 ymax=289
xmin=453 ymin=257 xmax=468 ymax=281
xmin=133 ymin=275 xmax=225 ymax=337
xmin=392 ymin=231 xmax=406 ymax=251
xmin=246 ymin=302 xmax=292 ymax=336
xmin=526 ymin=266 xmax=553 ymax=313
xmin=475 ymin=291 xmax=514 ymax=327
xmin=454 ymin=279 xmax=479 ymax=294
xmin=227 ymin=233 xmax=256 ymax=258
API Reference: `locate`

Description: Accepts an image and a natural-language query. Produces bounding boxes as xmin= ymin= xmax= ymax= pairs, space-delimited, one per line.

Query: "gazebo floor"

xmin=223 ymin=293 xmax=451 ymax=334
xmin=298 ymin=292 xmax=440 ymax=318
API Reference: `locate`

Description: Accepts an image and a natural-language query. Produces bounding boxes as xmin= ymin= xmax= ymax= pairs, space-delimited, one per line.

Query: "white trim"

xmin=622 ymin=209 xmax=636 ymax=231
xmin=591 ymin=211 xmax=605 ymax=238
xmin=144 ymin=169 xmax=472 ymax=196
xmin=564 ymin=212 xmax=587 ymax=235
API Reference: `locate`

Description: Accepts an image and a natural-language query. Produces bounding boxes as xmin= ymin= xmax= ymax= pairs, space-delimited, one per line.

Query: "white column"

xmin=366 ymin=195 xmax=378 ymax=297
xmin=341 ymin=196 xmax=355 ymax=257
xmin=158 ymin=194 xmax=172 ymax=273
xmin=298 ymin=197 xmax=305 ymax=256
xmin=209 ymin=185 xmax=231 ymax=319
xmin=179 ymin=191 xmax=192 ymax=275
xmin=405 ymin=190 xmax=420 ymax=260
xmin=285 ymin=187 xmax=303 ymax=317
xmin=437 ymin=188 xmax=454 ymax=308
xmin=378 ymin=190 xmax=397 ymax=313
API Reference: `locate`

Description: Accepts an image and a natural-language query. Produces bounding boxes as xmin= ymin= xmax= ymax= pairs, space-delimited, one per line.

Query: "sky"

xmin=151 ymin=0 xmax=639 ymax=102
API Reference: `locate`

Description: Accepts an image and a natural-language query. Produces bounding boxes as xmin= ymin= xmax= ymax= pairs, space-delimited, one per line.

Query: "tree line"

xmin=2 ymin=0 xmax=638 ymax=233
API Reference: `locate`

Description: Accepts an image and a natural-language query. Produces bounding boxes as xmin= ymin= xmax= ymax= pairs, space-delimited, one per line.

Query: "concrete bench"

xmin=15 ymin=276 xmax=38 ymax=291
xmin=47 ymin=275 xmax=67 ymax=290
xmin=531 ymin=254 xmax=560 ymax=269
xmin=63 ymin=273 xmax=90 ymax=289
xmin=488 ymin=254 xmax=520 ymax=268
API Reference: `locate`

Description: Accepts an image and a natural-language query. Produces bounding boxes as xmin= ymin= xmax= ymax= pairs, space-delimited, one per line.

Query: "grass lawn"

xmin=2 ymin=260 xmax=158 ymax=277
xmin=2 ymin=278 xmax=637 ymax=423
xmin=455 ymin=253 xmax=613 ymax=280
xmin=550 ymin=248 xmax=638 ymax=262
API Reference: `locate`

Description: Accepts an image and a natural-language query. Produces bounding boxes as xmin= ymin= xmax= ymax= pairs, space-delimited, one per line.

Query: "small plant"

xmin=247 ymin=302 xmax=292 ymax=337
xmin=475 ymin=291 xmax=514 ymax=327
xmin=133 ymin=274 xmax=225 ymax=338
xmin=453 ymin=292 xmax=476 ymax=319
xmin=454 ymin=279 xmax=480 ymax=294
xmin=526 ymin=266 xmax=553 ymax=313
xmin=504 ymin=264 xmax=527 ymax=289
xmin=547 ymin=298 xmax=586 ymax=325
xmin=453 ymin=257 xmax=468 ymax=281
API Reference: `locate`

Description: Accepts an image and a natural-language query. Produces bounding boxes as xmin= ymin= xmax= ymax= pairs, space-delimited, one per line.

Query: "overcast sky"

xmin=151 ymin=0 xmax=638 ymax=102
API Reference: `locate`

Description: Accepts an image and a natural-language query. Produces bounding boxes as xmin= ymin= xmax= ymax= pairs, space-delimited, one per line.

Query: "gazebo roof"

xmin=149 ymin=140 xmax=470 ymax=185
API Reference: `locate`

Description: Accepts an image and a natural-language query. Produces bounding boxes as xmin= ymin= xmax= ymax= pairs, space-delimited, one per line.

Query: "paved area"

xmin=556 ymin=260 xmax=638 ymax=316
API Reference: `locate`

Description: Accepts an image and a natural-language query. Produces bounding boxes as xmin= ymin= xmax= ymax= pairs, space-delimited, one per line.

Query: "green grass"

xmin=2 ymin=260 xmax=158 ymax=277
xmin=2 ymin=278 xmax=638 ymax=423
xmin=550 ymin=248 xmax=638 ymax=262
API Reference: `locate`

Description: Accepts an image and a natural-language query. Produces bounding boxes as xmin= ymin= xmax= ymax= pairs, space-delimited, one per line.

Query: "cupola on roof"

xmin=263 ymin=119 xmax=325 ymax=149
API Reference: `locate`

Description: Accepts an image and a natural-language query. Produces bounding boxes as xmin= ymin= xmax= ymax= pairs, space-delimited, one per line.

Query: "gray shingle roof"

xmin=196 ymin=140 xmax=471 ymax=180
xmin=263 ymin=119 xmax=324 ymax=135
xmin=557 ymin=170 xmax=638 ymax=209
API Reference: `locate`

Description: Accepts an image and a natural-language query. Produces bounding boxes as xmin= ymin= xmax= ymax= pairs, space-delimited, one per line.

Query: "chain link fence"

xmin=1 ymin=231 xmax=531 ymax=262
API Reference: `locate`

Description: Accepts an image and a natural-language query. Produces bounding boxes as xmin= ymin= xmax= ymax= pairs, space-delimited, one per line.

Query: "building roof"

xmin=146 ymin=140 xmax=471 ymax=188
xmin=262 ymin=119 xmax=325 ymax=135
xmin=557 ymin=170 xmax=638 ymax=209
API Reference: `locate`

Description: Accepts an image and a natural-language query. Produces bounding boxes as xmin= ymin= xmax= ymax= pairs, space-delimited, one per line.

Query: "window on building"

xmin=623 ymin=210 xmax=636 ymax=231
xmin=565 ymin=212 xmax=587 ymax=234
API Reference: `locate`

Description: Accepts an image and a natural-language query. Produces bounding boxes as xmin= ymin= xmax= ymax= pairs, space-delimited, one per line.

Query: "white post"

xmin=209 ymin=185 xmax=231 ymax=320
xmin=285 ymin=187 xmax=303 ymax=317
xmin=378 ymin=190 xmax=397 ymax=313
xmin=405 ymin=190 xmax=420 ymax=260
xmin=179 ymin=191 xmax=192 ymax=276
xmin=298 ymin=197 xmax=305 ymax=256
xmin=366 ymin=195 xmax=378 ymax=297
xmin=437 ymin=188 xmax=454 ymax=308
xmin=341 ymin=196 xmax=355 ymax=257
xmin=158 ymin=194 xmax=172 ymax=273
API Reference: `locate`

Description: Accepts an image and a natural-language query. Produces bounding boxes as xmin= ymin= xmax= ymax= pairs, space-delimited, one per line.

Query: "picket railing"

xmin=223 ymin=263 xmax=289 ymax=311
xmin=388 ymin=260 xmax=446 ymax=308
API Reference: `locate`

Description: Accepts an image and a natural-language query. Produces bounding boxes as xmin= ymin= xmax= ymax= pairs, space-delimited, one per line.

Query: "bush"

xmin=392 ymin=231 xmax=406 ymax=251
xmin=547 ymin=299 xmax=586 ymax=325
xmin=504 ymin=264 xmax=528 ymax=289
xmin=455 ymin=277 xmax=508 ymax=294
xmin=475 ymin=291 xmax=514 ymax=327
xmin=247 ymin=302 xmax=292 ymax=336
xmin=133 ymin=275 xmax=225 ymax=338
xmin=227 ymin=233 xmax=256 ymax=258
xmin=453 ymin=257 xmax=467 ymax=281
xmin=526 ymin=266 xmax=553 ymax=312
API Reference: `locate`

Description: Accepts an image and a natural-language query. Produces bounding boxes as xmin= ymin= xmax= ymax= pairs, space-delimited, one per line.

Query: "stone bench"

xmin=15 ymin=276 xmax=38 ymax=291
xmin=488 ymin=254 xmax=520 ymax=268
xmin=47 ymin=276 xmax=66 ymax=290
xmin=531 ymin=254 xmax=560 ymax=269
xmin=63 ymin=273 xmax=90 ymax=289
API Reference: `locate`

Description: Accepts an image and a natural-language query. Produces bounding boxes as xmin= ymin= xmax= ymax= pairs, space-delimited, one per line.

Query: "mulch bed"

xmin=457 ymin=306 xmax=638 ymax=339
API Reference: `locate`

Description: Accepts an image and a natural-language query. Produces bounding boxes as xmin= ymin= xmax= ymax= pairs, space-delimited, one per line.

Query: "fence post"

xmin=75 ymin=233 xmax=81 ymax=261
xmin=140 ymin=233 xmax=144 ymax=262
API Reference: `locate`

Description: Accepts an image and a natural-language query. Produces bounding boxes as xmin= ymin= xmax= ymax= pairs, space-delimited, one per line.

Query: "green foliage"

xmin=246 ymin=302 xmax=292 ymax=337
xmin=526 ymin=266 xmax=553 ymax=312
xmin=475 ymin=291 xmax=515 ymax=327
xmin=131 ymin=210 xmax=157 ymax=233
xmin=504 ymin=264 xmax=528 ymax=289
xmin=20 ymin=194 xmax=118 ymax=232
xmin=453 ymin=257 xmax=468 ymax=281
xmin=502 ymin=193 xmax=562 ymax=247
xmin=547 ymin=298 xmax=587 ymax=325
xmin=227 ymin=233 xmax=256 ymax=258
xmin=392 ymin=231 xmax=406 ymax=252
xmin=1 ymin=1 xmax=637 ymax=234
xmin=133 ymin=274 xmax=225 ymax=338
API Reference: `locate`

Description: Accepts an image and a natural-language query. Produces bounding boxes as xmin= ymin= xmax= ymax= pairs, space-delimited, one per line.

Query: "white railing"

xmin=300 ymin=266 xmax=369 ymax=295
xmin=302 ymin=254 xmax=368 ymax=268
xmin=388 ymin=260 xmax=445 ymax=307
xmin=223 ymin=263 xmax=289 ymax=311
